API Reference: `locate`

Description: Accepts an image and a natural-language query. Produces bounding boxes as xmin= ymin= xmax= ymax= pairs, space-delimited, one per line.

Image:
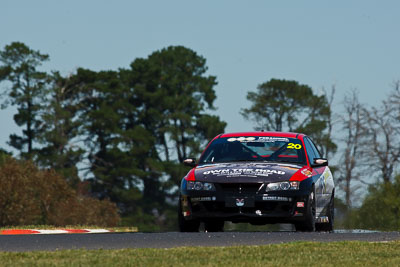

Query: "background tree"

xmin=354 ymin=174 xmax=400 ymax=230
xmin=124 ymin=46 xmax=226 ymax=189
xmin=66 ymin=68 xmax=144 ymax=210
xmin=336 ymin=90 xmax=366 ymax=208
xmin=319 ymin=86 xmax=337 ymax=160
xmin=0 ymin=42 xmax=49 ymax=159
xmin=55 ymin=47 xmax=227 ymax=230
xmin=363 ymin=86 xmax=400 ymax=184
xmin=242 ymin=78 xmax=336 ymax=157
xmin=36 ymin=71 xmax=85 ymax=187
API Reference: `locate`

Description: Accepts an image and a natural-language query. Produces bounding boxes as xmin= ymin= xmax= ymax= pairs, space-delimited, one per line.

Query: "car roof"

xmin=219 ymin=131 xmax=304 ymax=139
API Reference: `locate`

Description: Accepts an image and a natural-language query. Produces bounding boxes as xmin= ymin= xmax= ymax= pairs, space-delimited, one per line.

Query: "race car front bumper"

xmin=180 ymin=191 xmax=310 ymax=224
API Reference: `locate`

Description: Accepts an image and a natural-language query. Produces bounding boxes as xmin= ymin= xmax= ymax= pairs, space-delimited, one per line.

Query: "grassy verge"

xmin=1 ymin=241 xmax=400 ymax=266
xmin=0 ymin=225 xmax=138 ymax=233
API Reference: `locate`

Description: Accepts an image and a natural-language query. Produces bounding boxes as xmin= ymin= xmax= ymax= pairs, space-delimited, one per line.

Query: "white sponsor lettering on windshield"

xmin=227 ymin=136 xmax=289 ymax=143
xmin=203 ymin=168 xmax=285 ymax=177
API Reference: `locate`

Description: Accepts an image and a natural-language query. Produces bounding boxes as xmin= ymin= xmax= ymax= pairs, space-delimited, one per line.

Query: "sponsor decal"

xmin=287 ymin=143 xmax=302 ymax=149
xmin=191 ymin=196 xmax=216 ymax=201
xmin=280 ymin=166 xmax=300 ymax=171
xmin=257 ymin=137 xmax=289 ymax=142
xmin=301 ymin=168 xmax=313 ymax=177
xmin=255 ymin=210 xmax=262 ymax=216
xmin=236 ymin=198 xmax=245 ymax=206
xmin=203 ymin=168 xmax=285 ymax=177
xmin=227 ymin=136 xmax=289 ymax=143
xmin=316 ymin=216 xmax=329 ymax=223
xmin=227 ymin=137 xmax=256 ymax=142
xmin=262 ymin=195 xmax=292 ymax=201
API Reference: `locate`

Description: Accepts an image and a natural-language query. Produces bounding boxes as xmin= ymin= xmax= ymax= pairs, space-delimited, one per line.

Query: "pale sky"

xmin=1 ymin=0 xmax=400 ymax=155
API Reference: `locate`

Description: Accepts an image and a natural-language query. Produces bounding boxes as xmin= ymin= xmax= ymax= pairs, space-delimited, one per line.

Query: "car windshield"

xmin=199 ymin=136 xmax=307 ymax=165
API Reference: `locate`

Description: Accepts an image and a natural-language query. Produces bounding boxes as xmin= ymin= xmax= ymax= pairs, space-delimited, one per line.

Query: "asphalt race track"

xmin=1 ymin=231 xmax=400 ymax=252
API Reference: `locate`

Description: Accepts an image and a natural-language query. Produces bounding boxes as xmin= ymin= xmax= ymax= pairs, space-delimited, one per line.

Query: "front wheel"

xmin=295 ymin=186 xmax=316 ymax=232
xmin=178 ymin=196 xmax=200 ymax=232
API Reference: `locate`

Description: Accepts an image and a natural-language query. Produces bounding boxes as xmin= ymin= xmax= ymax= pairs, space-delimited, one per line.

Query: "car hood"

xmin=194 ymin=162 xmax=304 ymax=183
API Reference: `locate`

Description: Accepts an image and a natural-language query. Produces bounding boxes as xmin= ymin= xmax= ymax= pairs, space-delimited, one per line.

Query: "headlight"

xmin=187 ymin=181 xmax=216 ymax=191
xmin=266 ymin=181 xmax=299 ymax=191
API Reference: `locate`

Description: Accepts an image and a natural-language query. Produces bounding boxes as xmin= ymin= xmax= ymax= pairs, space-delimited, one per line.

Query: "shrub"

xmin=0 ymin=157 xmax=120 ymax=227
xmin=352 ymin=175 xmax=400 ymax=231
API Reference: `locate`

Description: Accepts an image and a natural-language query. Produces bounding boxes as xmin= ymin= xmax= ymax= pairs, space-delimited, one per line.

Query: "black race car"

xmin=178 ymin=131 xmax=334 ymax=232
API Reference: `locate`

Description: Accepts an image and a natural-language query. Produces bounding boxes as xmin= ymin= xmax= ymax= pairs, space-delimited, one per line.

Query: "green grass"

xmin=1 ymin=241 xmax=400 ymax=266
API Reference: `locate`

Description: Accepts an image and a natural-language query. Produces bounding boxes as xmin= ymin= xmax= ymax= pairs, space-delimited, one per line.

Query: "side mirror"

xmin=183 ymin=158 xmax=197 ymax=167
xmin=312 ymin=158 xmax=328 ymax=167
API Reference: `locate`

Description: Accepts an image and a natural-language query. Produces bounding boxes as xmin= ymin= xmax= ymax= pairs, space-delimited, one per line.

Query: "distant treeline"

xmin=1 ymin=42 xmax=400 ymax=230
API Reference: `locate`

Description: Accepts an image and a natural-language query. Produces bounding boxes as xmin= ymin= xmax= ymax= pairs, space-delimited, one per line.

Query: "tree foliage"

xmin=124 ymin=46 xmax=226 ymax=187
xmin=0 ymin=42 xmax=227 ymax=229
xmin=42 ymin=46 xmax=225 ymax=223
xmin=125 ymin=46 xmax=224 ymax=159
xmin=69 ymin=68 xmax=148 ymax=211
xmin=353 ymin=174 xmax=400 ymax=230
xmin=0 ymin=42 xmax=49 ymax=159
xmin=36 ymin=71 xmax=84 ymax=186
xmin=242 ymin=78 xmax=337 ymax=157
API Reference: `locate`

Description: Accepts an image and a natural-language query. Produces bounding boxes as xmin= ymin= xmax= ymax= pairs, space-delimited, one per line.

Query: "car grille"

xmin=217 ymin=183 xmax=263 ymax=194
xmin=190 ymin=182 xmax=294 ymax=216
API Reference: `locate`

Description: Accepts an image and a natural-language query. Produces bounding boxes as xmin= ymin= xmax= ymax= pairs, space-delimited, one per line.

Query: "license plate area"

xmin=225 ymin=196 xmax=255 ymax=207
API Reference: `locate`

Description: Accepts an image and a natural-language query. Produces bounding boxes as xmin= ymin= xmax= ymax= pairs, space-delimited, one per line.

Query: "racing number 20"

xmin=287 ymin=143 xmax=302 ymax=150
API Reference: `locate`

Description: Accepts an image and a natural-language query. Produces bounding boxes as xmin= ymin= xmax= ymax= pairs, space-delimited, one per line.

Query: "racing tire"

xmin=204 ymin=220 xmax=224 ymax=232
xmin=295 ymin=186 xmax=316 ymax=232
xmin=316 ymin=193 xmax=334 ymax=232
xmin=178 ymin=196 xmax=200 ymax=232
